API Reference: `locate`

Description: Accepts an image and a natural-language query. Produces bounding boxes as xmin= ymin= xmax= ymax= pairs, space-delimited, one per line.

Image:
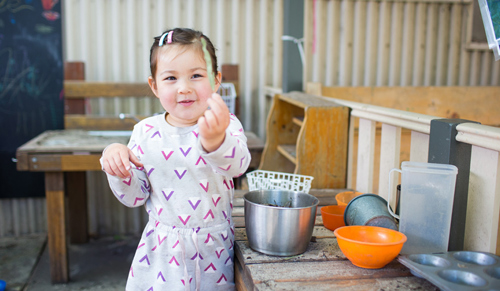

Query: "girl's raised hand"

xmin=198 ymin=93 xmax=230 ymax=152
xmin=101 ymin=143 xmax=143 ymax=178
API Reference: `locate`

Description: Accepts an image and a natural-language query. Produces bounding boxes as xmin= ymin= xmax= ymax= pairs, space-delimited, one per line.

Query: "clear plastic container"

xmin=388 ymin=161 xmax=458 ymax=254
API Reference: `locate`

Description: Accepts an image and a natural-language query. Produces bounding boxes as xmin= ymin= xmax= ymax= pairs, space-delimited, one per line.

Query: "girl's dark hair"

xmin=149 ymin=28 xmax=218 ymax=80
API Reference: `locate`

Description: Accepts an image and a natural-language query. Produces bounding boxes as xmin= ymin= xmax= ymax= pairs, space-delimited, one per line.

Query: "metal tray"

xmin=398 ymin=251 xmax=500 ymax=290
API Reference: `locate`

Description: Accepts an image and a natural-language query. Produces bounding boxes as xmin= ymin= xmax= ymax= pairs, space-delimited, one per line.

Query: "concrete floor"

xmin=1 ymin=235 xmax=139 ymax=291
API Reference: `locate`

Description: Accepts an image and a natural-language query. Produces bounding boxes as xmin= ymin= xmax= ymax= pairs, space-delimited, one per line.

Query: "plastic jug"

xmin=388 ymin=161 xmax=458 ymax=254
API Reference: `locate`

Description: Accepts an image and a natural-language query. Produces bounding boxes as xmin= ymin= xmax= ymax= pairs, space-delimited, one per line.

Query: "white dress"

xmin=102 ymin=112 xmax=251 ymax=291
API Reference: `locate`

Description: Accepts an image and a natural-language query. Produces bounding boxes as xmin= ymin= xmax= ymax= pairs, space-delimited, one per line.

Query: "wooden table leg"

xmin=66 ymin=171 xmax=88 ymax=244
xmin=45 ymin=172 xmax=69 ymax=283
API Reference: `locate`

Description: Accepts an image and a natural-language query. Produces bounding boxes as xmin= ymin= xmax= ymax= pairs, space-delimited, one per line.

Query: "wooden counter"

xmin=232 ymin=189 xmax=439 ymax=290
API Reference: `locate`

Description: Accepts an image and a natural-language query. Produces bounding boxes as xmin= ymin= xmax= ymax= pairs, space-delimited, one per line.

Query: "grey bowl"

xmin=243 ymin=190 xmax=319 ymax=256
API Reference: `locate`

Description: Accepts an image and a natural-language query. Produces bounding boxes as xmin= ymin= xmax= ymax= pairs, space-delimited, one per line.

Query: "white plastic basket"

xmin=246 ymin=170 xmax=314 ymax=193
xmin=217 ymin=82 xmax=236 ymax=114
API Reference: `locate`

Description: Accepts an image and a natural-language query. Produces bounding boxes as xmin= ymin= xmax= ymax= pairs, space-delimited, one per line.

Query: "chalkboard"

xmin=479 ymin=0 xmax=500 ymax=60
xmin=0 ymin=0 xmax=64 ymax=198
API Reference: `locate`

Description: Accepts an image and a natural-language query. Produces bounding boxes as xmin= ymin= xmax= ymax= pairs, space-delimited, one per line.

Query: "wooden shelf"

xmin=277 ymin=145 xmax=297 ymax=164
xmin=292 ymin=116 xmax=304 ymax=127
xmin=259 ymin=92 xmax=350 ymax=189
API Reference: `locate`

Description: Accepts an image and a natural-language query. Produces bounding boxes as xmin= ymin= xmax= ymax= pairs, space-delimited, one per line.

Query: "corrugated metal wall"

xmin=3 ymin=0 xmax=499 ymax=237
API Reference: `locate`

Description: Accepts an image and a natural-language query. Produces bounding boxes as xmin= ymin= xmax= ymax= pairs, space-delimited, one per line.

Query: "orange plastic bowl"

xmin=336 ymin=191 xmax=363 ymax=206
xmin=320 ymin=205 xmax=346 ymax=231
xmin=334 ymin=225 xmax=407 ymax=269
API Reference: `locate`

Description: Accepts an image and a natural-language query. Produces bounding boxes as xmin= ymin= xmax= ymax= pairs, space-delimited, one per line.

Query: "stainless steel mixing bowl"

xmin=243 ymin=190 xmax=319 ymax=256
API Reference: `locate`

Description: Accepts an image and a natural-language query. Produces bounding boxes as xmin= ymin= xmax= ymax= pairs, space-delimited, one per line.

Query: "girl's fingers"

xmin=203 ymin=108 xmax=218 ymax=129
xmin=129 ymin=150 xmax=144 ymax=168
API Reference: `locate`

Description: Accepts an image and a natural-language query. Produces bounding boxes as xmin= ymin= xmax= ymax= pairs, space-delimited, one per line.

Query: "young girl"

xmin=100 ymin=28 xmax=251 ymax=291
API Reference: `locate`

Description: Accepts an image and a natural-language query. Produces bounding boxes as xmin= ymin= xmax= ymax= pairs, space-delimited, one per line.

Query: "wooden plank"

xmin=66 ymin=172 xmax=88 ymax=244
xmin=246 ymin=259 xmax=411 ymax=283
xmin=297 ymin=106 xmax=349 ymax=188
xmin=277 ymin=145 xmax=297 ymax=163
xmin=45 ymin=172 xmax=69 ymax=283
xmin=235 ymin=237 xmax=345 ymax=265
xmin=64 ymin=81 xmax=154 ymax=98
xmin=320 ymin=85 xmax=500 ymax=126
xmin=64 ymin=62 xmax=86 ymax=115
xmin=61 ymin=155 xmax=101 ymax=171
xmin=253 ymin=275 xmax=439 ymax=291
xmin=356 ymin=118 xmax=376 ymax=193
xmin=25 ymin=155 xmax=101 ymax=172
xmin=64 ymin=115 xmax=142 ymax=130
xmin=378 ymin=123 xmax=401 ymax=203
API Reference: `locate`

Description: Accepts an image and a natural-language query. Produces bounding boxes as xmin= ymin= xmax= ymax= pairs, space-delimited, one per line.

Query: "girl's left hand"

xmin=198 ymin=93 xmax=230 ymax=152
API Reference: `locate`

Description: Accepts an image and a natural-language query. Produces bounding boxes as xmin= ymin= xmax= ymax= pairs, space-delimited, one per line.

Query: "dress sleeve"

xmin=100 ymin=124 xmax=150 ymax=208
xmin=197 ymin=114 xmax=252 ymax=178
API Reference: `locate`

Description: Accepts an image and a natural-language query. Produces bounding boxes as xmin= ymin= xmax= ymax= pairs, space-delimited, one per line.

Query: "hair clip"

xmin=159 ymin=31 xmax=174 ymax=47
xmin=159 ymin=32 xmax=168 ymax=47
xmin=167 ymin=30 xmax=173 ymax=44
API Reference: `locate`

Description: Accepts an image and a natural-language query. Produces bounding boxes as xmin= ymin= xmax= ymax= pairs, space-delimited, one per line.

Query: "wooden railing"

xmin=304 ymin=84 xmax=500 ymax=254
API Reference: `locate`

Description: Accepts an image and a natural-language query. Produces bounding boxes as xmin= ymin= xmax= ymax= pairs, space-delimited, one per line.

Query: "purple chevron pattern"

xmin=225 ymin=256 xmax=233 ymax=265
xmin=139 ymin=254 xmax=150 ymax=265
xmin=221 ymin=230 xmax=228 ymax=241
xmin=192 ymin=130 xmax=199 ymax=138
xmin=223 ymin=147 xmax=236 ymax=158
xmin=157 ymin=271 xmax=165 ymax=281
xmin=161 ymin=149 xmax=173 ymax=161
xmin=190 ymin=252 xmax=203 ymax=260
xmin=147 ymin=168 xmax=155 ymax=177
xmin=162 ymin=189 xmax=174 ymax=201
xmin=181 ymin=278 xmax=193 ymax=286
xmin=188 ymin=198 xmax=201 ymax=210
xmin=151 ymin=131 xmax=161 ymax=138
xmin=240 ymin=156 xmax=246 ymax=168
xmin=217 ymin=274 xmax=228 ymax=284
xmin=204 ymin=262 xmax=216 ymax=273
xmin=180 ymin=146 xmax=192 ymax=157
xmin=174 ymin=168 xmax=187 ymax=179
xmin=134 ymin=197 xmax=144 ymax=206
xmin=218 ymin=164 xmax=231 ymax=171
xmin=215 ymin=247 xmax=225 ymax=258
xmin=123 ymin=177 xmax=132 ymax=186
xmin=146 ymin=228 xmax=154 ymax=237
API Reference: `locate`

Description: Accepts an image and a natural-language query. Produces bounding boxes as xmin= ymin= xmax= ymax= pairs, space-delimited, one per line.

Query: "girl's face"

xmin=148 ymin=46 xmax=221 ymax=127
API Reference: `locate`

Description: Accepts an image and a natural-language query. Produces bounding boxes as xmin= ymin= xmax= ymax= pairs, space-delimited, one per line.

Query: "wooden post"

xmin=428 ymin=119 xmax=479 ymax=251
xmin=45 ymin=172 xmax=69 ymax=283
xmin=282 ymin=0 xmax=304 ymax=93
xmin=66 ymin=172 xmax=88 ymax=244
